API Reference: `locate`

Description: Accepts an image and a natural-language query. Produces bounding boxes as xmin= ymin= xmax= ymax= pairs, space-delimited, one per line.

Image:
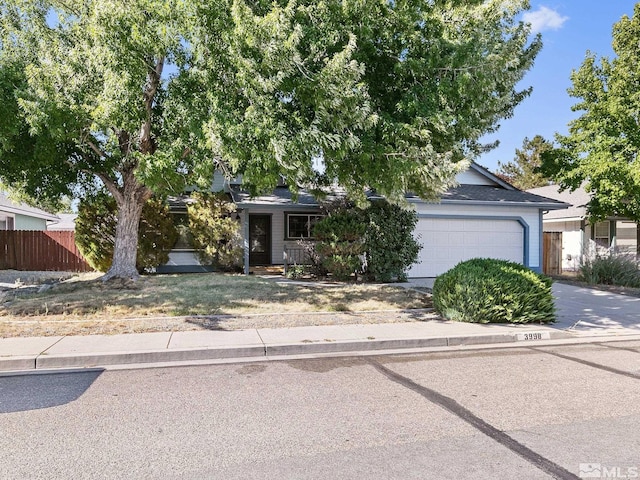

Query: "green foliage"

xmin=0 ymin=0 xmax=213 ymax=278
xmin=314 ymin=210 xmax=366 ymax=280
xmin=432 ymin=258 xmax=555 ymax=324
xmin=203 ymin=0 xmax=542 ymax=203
xmin=75 ymin=193 xmax=177 ymax=273
xmin=496 ymin=135 xmax=553 ymax=189
xmin=579 ymin=253 xmax=640 ymax=288
xmin=187 ymin=192 xmax=243 ymax=271
xmin=311 ymin=199 xmax=421 ymax=282
xmin=363 ymin=201 xmax=421 ymax=282
xmin=540 ymin=6 xmax=640 ymax=222
xmin=0 ymin=0 xmax=542 ymax=278
xmin=285 ymin=264 xmax=306 ymax=280
xmin=75 ymin=193 xmax=116 ymax=273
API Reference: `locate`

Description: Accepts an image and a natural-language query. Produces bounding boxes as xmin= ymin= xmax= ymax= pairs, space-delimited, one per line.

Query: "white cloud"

xmin=523 ymin=6 xmax=569 ymax=34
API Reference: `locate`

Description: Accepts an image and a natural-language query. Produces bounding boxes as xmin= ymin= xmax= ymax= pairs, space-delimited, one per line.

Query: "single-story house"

xmin=527 ymin=184 xmax=639 ymax=271
xmin=165 ymin=162 xmax=564 ymax=278
xmin=0 ymin=191 xmax=59 ymax=230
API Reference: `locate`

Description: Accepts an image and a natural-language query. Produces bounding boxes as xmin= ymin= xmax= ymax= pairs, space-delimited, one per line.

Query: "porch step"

xmin=251 ymin=266 xmax=284 ymax=275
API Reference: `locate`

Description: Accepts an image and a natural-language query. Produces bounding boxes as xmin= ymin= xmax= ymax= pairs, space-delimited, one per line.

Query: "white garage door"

xmin=408 ymin=218 xmax=524 ymax=278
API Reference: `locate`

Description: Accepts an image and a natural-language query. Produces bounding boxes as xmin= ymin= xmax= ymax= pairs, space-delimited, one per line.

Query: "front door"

xmin=249 ymin=215 xmax=271 ymax=265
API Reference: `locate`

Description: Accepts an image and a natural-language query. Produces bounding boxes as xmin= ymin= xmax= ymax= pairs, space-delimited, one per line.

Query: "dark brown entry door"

xmin=249 ymin=215 xmax=271 ymax=265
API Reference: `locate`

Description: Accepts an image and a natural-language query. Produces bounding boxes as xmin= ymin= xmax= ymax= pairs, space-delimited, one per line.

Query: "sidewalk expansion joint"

xmin=255 ymin=329 xmax=267 ymax=356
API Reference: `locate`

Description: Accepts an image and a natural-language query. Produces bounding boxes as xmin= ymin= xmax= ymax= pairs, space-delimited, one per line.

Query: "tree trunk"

xmin=102 ymin=179 xmax=152 ymax=281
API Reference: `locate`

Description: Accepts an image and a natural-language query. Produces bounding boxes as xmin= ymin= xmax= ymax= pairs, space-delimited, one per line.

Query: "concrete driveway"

xmin=404 ymin=278 xmax=640 ymax=336
xmin=552 ymin=282 xmax=640 ymax=336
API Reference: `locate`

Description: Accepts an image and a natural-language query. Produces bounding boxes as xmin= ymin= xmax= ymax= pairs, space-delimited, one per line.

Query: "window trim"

xmin=285 ymin=212 xmax=324 ymax=240
xmin=0 ymin=213 xmax=15 ymax=231
xmin=593 ymin=221 xmax=611 ymax=247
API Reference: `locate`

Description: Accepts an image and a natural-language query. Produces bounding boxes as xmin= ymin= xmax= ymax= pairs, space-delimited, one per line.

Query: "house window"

xmin=594 ymin=221 xmax=610 ymax=248
xmin=286 ymin=213 xmax=324 ymax=239
xmin=0 ymin=215 xmax=14 ymax=230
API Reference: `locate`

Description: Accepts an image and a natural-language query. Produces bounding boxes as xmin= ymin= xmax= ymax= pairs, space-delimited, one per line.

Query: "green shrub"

xmin=187 ymin=192 xmax=243 ymax=271
xmin=76 ymin=193 xmax=177 ymax=272
xmin=579 ymin=253 xmax=640 ymax=287
xmin=310 ymin=199 xmax=421 ymax=282
xmin=363 ymin=201 xmax=421 ymax=282
xmin=285 ymin=264 xmax=306 ymax=279
xmin=313 ymin=209 xmax=366 ymax=280
xmin=432 ymin=258 xmax=555 ymax=324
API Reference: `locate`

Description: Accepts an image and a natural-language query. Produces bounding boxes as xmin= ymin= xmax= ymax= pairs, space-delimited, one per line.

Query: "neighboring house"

xmin=527 ymin=184 xmax=639 ymax=271
xmin=168 ymin=162 xmax=564 ymax=278
xmin=47 ymin=213 xmax=78 ymax=231
xmin=0 ymin=191 xmax=59 ymax=230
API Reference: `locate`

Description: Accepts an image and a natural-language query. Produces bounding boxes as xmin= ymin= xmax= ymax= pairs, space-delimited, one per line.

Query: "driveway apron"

xmin=552 ymin=283 xmax=640 ymax=335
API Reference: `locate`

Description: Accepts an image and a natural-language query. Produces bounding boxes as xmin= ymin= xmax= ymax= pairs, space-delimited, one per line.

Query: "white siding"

xmin=455 ymin=168 xmax=499 ymax=186
xmin=543 ymin=220 xmax=584 ymax=271
xmin=616 ymin=221 xmax=638 ymax=255
xmin=164 ymin=251 xmax=203 ymax=267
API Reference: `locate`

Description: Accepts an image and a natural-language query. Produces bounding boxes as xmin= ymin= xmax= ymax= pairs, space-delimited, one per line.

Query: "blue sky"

xmin=477 ymin=1 xmax=638 ymax=174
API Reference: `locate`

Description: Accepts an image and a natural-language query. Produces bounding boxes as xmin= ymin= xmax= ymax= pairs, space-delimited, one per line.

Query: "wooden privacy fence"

xmin=542 ymin=231 xmax=563 ymax=275
xmin=0 ymin=230 xmax=92 ymax=272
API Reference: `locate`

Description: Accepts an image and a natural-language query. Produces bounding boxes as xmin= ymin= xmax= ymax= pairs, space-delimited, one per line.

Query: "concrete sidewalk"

xmin=0 ymin=319 xmax=607 ymax=373
xmin=2 ymin=282 xmax=640 ymax=373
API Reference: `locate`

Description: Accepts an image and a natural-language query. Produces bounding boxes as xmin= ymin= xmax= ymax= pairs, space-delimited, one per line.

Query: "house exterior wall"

xmin=14 ymin=214 xmax=47 ymax=231
xmin=616 ymin=221 xmax=638 ymax=255
xmin=455 ymin=168 xmax=496 ymax=186
xmin=410 ymin=202 xmax=543 ymax=271
xmin=542 ymin=219 xmax=638 ymax=271
xmin=542 ymin=220 xmax=584 ymax=271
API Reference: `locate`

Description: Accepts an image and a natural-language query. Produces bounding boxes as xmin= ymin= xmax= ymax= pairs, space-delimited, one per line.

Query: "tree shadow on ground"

xmin=0 ymin=369 xmax=103 ymax=413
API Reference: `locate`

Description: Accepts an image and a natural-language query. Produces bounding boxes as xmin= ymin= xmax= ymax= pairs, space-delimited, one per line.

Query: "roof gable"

xmin=457 ymin=163 xmax=516 ymax=189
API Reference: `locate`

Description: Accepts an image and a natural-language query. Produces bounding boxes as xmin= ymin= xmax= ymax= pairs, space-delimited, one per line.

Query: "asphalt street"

xmin=1 ymin=341 xmax=640 ymax=479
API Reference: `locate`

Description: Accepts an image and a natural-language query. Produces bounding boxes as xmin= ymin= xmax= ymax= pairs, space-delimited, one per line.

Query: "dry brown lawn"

xmin=0 ymin=272 xmax=434 ymax=337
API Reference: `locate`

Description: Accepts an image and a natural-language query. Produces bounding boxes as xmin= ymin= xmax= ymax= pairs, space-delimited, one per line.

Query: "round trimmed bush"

xmin=432 ymin=258 xmax=555 ymax=324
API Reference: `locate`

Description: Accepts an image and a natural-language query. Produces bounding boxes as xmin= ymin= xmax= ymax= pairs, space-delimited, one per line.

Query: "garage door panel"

xmin=408 ymin=218 xmax=525 ymax=278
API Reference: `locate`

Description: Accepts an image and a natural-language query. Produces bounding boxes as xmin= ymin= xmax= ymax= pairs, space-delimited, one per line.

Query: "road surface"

xmin=2 ymin=341 xmax=640 ymax=479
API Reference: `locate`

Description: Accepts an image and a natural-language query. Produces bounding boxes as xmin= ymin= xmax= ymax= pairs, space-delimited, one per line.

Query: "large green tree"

xmin=496 ymin=135 xmax=552 ymax=189
xmin=541 ymin=4 xmax=640 ymax=222
xmin=0 ymin=0 xmax=541 ymax=280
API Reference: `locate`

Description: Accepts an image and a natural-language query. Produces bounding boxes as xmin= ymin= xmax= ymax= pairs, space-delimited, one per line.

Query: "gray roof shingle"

xmin=527 ymin=185 xmax=591 ymax=219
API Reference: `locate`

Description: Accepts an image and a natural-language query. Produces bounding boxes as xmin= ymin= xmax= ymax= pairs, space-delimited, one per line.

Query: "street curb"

xmin=0 ymin=330 xmax=575 ymax=372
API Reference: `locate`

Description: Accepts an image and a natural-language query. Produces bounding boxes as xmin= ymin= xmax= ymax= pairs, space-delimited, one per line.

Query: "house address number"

xmin=516 ymin=332 xmax=551 ymax=341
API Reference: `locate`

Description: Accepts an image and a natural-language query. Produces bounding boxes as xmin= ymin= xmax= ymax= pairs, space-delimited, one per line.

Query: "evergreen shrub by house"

xmin=432 ymin=258 xmax=555 ymax=324
xmin=187 ymin=192 xmax=243 ymax=271
xmin=76 ymin=193 xmax=177 ymax=273
xmin=313 ymin=209 xmax=366 ymax=280
xmin=363 ymin=201 xmax=421 ymax=282
xmin=311 ymin=199 xmax=421 ymax=281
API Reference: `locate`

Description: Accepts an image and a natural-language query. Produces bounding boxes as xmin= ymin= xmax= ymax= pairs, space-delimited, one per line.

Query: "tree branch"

xmin=83 ymin=136 xmax=109 ymax=160
xmin=140 ymin=55 xmax=164 ymax=154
